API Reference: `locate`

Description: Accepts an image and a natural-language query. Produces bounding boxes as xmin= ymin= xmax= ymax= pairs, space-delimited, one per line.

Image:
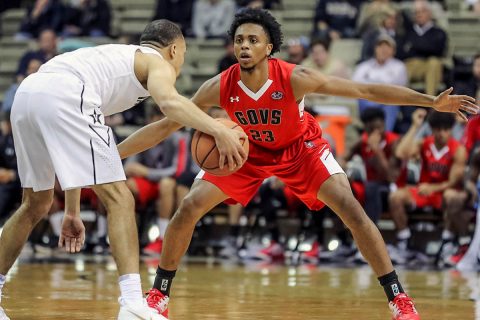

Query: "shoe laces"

xmin=394 ymin=294 xmax=416 ymax=314
xmin=146 ymin=288 xmax=169 ymax=313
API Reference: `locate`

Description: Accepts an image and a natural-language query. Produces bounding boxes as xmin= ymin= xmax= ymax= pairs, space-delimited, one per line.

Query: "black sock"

xmin=230 ymin=225 xmax=240 ymax=238
xmin=378 ymin=270 xmax=405 ymax=302
xmin=153 ymin=267 xmax=176 ymax=296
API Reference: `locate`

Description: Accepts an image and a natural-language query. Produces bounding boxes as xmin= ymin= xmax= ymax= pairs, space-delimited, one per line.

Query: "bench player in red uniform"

xmin=118 ymin=9 xmax=479 ymax=320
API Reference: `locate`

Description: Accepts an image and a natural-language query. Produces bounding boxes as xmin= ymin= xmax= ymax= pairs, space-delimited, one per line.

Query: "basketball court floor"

xmin=1 ymin=251 xmax=479 ymax=320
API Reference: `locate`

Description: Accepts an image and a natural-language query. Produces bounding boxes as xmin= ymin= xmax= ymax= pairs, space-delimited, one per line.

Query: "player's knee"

xmin=23 ymin=193 xmax=53 ymax=220
xmin=175 ymin=194 xmax=207 ymax=224
xmin=96 ymin=182 xmax=135 ymax=212
xmin=389 ymin=189 xmax=406 ymax=206
xmin=160 ymin=177 xmax=176 ymax=193
xmin=443 ymin=189 xmax=462 ymax=206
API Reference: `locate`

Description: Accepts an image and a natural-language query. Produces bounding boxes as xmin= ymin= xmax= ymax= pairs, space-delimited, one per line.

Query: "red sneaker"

xmin=447 ymin=244 xmax=469 ymax=266
xmin=255 ymin=241 xmax=284 ymax=261
xmin=146 ymin=288 xmax=169 ymax=318
xmin=143 ymin=238 xmax=163 ymax=256
xmin=389 ymin=293 xmax=420 ymax=320
xmin=302 ymin=241 xmax=320 ymax=263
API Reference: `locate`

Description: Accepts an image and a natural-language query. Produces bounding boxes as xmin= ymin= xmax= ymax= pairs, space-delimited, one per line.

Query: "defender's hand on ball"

xmin=58 ymin=215 xmax=86 ymax=253
xmin=432 ymin=87 xmax=479 ymax=121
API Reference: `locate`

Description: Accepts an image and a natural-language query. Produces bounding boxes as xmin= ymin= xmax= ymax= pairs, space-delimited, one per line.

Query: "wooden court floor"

xmin=1 ymin=256 xmax=479 ymax=319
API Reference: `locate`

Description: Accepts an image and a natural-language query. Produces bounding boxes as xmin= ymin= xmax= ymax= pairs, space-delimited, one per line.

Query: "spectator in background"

xmin=454 ymin=54 xmax=480 ymax=101
xmin=236 ymin=0 xmax=280 ymax=9
xmin=192 ymin=0 xmax=236 ymax=39
xmin=301 ymin=37 xmax=350 ymax=78
xmin=344 ymin=108 xmax=403 ymax=225
xmin=218 ymin=37 xmax=237 ymax=73
xmin=357 ymin=0 xmax=397 ymax=36
xmin=3 ymin=59 xmax=42 ymax=113
xmin=404 ymin=0 xmax=447 ymax=96
xmin=361 ymin=8 xmax=406 ymax=61
xmin=16 ymin=29 xmax=57 ymax=82
xmin=0 ymin=111 xmax=21 ymax=224
xmin=153 ymin=0 xmax=194 ymax=37
xmin=312 ymin=0 xmax=363 ymax=40
xmin=16 ymin=0 xmax=65 ymax=39
xmin=389 ymin=110 xmax=467 ymax=265
xmin=63 ymin=0 xmax=111 ymax=37
xmin=285 ymin=37 xmax=308 ymax=65
xmin=466 ymin=0 xmax=480 ymax=13
xmin=353 ymin=34 xmax=407 ymax=131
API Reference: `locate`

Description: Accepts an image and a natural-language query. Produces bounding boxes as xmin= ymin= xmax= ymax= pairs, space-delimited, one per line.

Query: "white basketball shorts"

xmin=11 ymin=72 xmax=126 ymax=191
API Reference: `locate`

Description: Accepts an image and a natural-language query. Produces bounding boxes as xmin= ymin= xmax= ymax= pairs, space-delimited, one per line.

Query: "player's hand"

xmin=214 ymin=127 xmax=248 ymax=171
xmin=58 ymin=215 xmax=85 ymax=253
xmin=367 ymin=130 xmax=382 ymax=151
xmin=418 ymin=183 xmax=436 ymax=196
xmin=432 ymin=87 xmax=479 ymax=121
xmin=411 ymin=108 xmax=427 ymax=128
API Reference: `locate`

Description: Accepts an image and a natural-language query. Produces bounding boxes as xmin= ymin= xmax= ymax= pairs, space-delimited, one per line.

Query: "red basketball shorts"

xmin=198 ymin=135 xmax=345 ymax=211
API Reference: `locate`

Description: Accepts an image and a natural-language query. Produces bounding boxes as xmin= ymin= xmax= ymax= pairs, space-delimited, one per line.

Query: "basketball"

xmin=191 ymin=118 xmax=249 ymax=176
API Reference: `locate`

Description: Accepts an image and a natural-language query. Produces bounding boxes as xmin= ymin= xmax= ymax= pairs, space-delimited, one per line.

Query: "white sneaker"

xmin=117 ymin=298 xmax=168 ymax=320
xmin=387 ymin=244 xmax=414 ymax=265
xmin=0 ymin=306 xmax=10 ymax=320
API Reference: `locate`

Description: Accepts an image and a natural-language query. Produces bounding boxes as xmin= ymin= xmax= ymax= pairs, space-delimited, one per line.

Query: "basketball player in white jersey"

xmin=0 ymin=20 xmax=247 ymax=320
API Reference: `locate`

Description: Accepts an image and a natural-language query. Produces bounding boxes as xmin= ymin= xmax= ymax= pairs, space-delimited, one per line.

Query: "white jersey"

xmin=38 ymin=44 xmax=161 ymax=116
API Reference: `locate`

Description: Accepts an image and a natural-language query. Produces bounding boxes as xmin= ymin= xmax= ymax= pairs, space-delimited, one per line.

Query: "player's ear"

xmin=266 ymin=43 xmax=273 ymax=56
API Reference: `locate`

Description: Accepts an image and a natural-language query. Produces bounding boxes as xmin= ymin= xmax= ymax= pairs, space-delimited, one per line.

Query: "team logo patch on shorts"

xmin=305 ymin=141 xmax=315 ymax=148
xmin=271 ymin=91 xmax=283 ymax=100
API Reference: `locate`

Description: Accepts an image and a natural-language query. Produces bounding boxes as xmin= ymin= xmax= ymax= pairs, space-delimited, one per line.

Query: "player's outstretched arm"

xmin=146 ymin=58 xmax=247 ymax=170
xmin=117 ymin=74 xmax=224 ymax=159
xmin=291 ymin=66 xmax=479 ymax=120
xmin=117 ymin=119 xmax=183 ymax=159
xmin=58 ymin=188 xmax=85 ymax=253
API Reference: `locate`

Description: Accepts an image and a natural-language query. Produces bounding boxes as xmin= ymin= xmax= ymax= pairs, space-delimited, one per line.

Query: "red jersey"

xmin=220 ymin=58 xmax=322 ymax=150
xmin=419 ymin=136 xmax=459 ymax=184
xmin=360 ymin=131 xmax=399 ymax=182
xmin=462 ymin=115 xmax=480 ymax=154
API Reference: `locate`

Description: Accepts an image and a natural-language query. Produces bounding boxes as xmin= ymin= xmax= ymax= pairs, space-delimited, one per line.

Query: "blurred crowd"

xmin=0 ymin=0 xmax=479 ymax=270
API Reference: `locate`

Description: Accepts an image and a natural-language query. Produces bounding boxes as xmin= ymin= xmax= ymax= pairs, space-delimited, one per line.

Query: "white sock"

xmin=97 ymin=215 xmax=107 ymax=238
xmin=0 ymin=274 xmax=6 ymax=303
xmin=119 ymin=274 xmax=143 ymax=304
xmin=441 ymin=229 xmax=454 ymax=241
xmin=49 ymin=211 xmax=64 ymax=237
xmin=157 ymin=218 xmax=169 ymax=239
xmin=397 ymin=228 xmax=411 ymax=241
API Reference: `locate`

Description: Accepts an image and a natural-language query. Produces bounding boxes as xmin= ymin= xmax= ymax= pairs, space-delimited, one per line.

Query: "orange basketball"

xmin=191 ymin=118 xmax=249 ymax=176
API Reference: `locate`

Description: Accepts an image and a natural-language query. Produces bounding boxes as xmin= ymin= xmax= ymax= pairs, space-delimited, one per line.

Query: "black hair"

xmin=474 ymin=53 xmax=480 ymax=62
xmin=228 ymin=8 xmax=283 ymax=56
xmin=360 ymin=107 xmax=386 ymax=124
xmin=427 ymin=111 xmax=455 ymax=129
xmin=140 ymin=19 xmax=183 ymax=48
xmin=310 ymin=37 xmax=331 ymax=51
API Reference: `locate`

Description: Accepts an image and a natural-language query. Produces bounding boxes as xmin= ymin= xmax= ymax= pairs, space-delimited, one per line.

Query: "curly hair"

xmin=428 ymin=111 xmax=455 ymax=130
xmin=228 ymin=8 xmax=283 ymax=56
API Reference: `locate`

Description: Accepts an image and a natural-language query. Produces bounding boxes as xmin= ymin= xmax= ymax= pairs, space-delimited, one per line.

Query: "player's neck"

xmin=239 ymin=60 xmax=269 ymax=93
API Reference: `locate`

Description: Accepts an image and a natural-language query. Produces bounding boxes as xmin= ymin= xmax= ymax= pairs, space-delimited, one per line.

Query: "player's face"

xmin=432 ymin=127 xmax=451 ymax=146
xmin=365 ymin=118 xmax=385 ymax=135
xmin=171 ymin=37 xmax=186 ymax=77
xmin=234 ymin=23 xmax=273 ymax=72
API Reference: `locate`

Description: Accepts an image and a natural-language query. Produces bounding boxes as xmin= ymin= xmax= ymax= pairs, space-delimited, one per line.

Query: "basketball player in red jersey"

xmin=117 ymin=9 xmax=479 ymax=320
xmin=390 ymin=110 xmax=467 ymax=266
